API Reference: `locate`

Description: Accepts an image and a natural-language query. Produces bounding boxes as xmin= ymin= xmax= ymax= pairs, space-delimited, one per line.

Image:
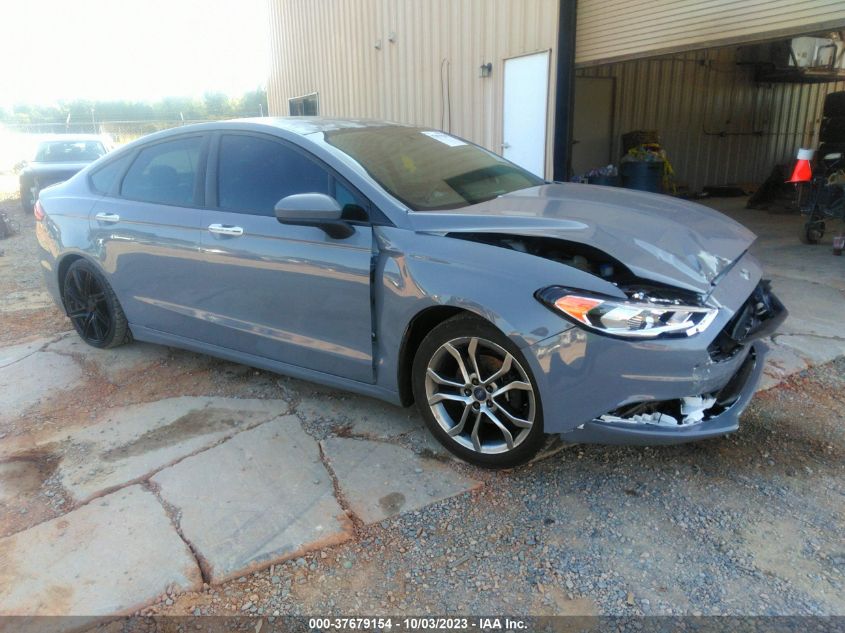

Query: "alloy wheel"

xmin=64 ymin=267 xmax=112 ymax=345
xmin=424 ymin=336 xmax=536 ymax=455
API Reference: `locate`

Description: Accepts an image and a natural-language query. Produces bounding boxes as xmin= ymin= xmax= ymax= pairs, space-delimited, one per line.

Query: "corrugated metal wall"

xmin=267 ymin=0 xmax=560 ymax=177
xmin=577 ymin=46 xmax=845 ymax=191
xmin=576 ymin=0 xmax=845 ymax=67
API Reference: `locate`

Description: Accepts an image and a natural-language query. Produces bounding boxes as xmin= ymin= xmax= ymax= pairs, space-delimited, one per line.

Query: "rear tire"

xmin=411 ymin=314 xmax=545 ymax=469
xmin=62 ymin=259 xmax=131 ymax=349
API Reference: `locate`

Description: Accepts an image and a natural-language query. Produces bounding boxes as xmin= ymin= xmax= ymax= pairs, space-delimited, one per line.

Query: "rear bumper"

xmin=558 ymin=341 xmax=767 ymax=445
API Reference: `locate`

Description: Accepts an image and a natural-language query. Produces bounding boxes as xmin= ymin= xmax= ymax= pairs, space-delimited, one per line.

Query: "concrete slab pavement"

xmin=0 ymin=351 xmax=82 ymax=423
xmin=321 ymin=437 xmax=481 ymax=524
xmin=0 ymin=336 xmax=54 ymax=369
xmin=0 ymin=485 xmax=202 ymax=616
xmin=58 ymin=397 xmax=290 ymax=502
xmin=152 ymin=418 xmax=352 ymax=583
xmin=44 ymin=333 xmax=173 ymax=380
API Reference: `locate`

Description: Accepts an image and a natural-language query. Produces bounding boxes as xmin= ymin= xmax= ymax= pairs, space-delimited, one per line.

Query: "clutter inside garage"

xmin=571 ymin=34 xmax=845 ymax=219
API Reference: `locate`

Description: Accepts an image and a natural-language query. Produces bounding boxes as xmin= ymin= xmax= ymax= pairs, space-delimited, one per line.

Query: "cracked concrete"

xmin=0 ymin=350 xmax=83 ymax=423
xmin=321 ymin=437 xmax=481 ymax=524
xmin=57 ymin=397 xmax=290 ymax=502
xmin=0 ymin=485 xmax=202 ymax=616
xmin=152 ymin=418 xmax=353 ymax=583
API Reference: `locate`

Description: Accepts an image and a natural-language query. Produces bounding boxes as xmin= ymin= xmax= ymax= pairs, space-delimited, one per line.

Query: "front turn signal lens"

xmin=537 ymin=286 xmax=718 ymax=339
xmin=553 ymin=295 xmax=603 ymax=325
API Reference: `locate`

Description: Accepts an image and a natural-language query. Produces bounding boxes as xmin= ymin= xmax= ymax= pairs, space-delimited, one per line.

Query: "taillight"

xmin=34 ymin=200 xmax=45 ymax=221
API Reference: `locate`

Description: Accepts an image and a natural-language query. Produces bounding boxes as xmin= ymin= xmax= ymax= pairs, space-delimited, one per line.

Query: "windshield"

xmin=323 ymin=126 xmax=544 ymax=211
xmin=35 ymin=140 xmax=106 ymax=163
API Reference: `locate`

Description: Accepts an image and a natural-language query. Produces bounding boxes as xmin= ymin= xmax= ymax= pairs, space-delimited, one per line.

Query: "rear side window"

xmin=90 ymin=153 xmax=132 ymax=195
xmin=217 ymin=134 xmax=329 ymax=216
xmin=121 ymin=137 xmax=203 ymax=206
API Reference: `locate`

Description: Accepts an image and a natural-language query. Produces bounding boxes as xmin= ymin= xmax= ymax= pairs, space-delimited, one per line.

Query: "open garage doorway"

xmin=571 ymin=33 xmax=845 ymax=201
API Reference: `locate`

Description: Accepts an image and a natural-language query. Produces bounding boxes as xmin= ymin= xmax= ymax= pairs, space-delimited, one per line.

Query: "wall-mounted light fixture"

xmin=479 ymin=62 xmax=492 ymax=78
xmin=388 ymin=31 xmax=397 ymax=43
xmin=374 ymin=38 xmax=382 ymax=50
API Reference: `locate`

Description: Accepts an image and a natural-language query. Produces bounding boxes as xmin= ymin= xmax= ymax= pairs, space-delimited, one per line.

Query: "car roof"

xmin=233 ymin=117 xmax=409 ymax=135
xmin=135 ymin=117 xmax=411 ymax=142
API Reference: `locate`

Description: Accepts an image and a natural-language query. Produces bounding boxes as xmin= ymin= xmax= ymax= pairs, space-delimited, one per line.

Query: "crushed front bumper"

xmin=522 ymin=250 xmax=785 ymax=444
xmin=558 ymin=340 xmax=767 ymax=445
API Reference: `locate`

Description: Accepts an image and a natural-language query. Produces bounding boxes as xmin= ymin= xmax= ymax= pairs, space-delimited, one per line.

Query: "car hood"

xmin=407 ymin=183 xmax=756 ymax=294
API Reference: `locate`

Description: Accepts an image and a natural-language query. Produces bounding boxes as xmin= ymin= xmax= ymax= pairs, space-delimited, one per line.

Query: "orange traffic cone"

xmin=786 ymin=148 xmax=814 ymax=183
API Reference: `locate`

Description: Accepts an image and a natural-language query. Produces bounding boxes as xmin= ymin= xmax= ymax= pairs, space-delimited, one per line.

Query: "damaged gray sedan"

xmin=35 ymin=118 xmax=786 ymax=468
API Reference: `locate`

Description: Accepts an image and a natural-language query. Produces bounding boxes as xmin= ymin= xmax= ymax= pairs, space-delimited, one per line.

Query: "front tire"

xmin=412 ymin=315 xmax=545 ymax=469
xmin=799 ymin=218 xmax=825 ymax=244
xmin=62 ymin=259 xmax=131 ymax=349
xmin=19 ymin=182 xmax=33 ymax=213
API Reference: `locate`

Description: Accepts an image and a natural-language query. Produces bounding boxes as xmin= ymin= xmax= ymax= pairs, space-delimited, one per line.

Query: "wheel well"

xmin=56 ymin=254 xmax=84 ymax=300
xmin=397 ymin=306 xmax=472 ymax=406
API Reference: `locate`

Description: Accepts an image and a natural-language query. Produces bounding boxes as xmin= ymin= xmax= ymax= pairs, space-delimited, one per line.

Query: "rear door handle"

xmin=208 ymin=223 xmax=244 ymax=237
xmin=95 ymin=212 xmax=120 ymax=223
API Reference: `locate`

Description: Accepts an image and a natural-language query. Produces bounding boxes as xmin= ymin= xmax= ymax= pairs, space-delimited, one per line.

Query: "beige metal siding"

xmin=267 ymin=0 xmax=560 ymax=177
xmin=576 ymin=0 xmax=845 ymax=67
xmin=577 ymin=46 xmax=845 ymax=191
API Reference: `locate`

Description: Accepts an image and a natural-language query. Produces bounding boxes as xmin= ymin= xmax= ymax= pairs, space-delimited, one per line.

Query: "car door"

xmin=88 ymin=133 xmax=210 ymax=337
xmin=196 ymin=132 xmax=375 ymax=383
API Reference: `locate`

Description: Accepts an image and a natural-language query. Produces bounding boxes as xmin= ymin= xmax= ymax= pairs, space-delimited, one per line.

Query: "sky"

xmin=0 ymin=0 xmax=269 ymax=108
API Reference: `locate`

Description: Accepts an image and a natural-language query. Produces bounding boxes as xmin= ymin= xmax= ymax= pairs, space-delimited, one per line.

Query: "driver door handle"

xmin=95 ymin=212 xmax=120 ymax=223
xmin=208 ymin=223 xmax=244 ymax=237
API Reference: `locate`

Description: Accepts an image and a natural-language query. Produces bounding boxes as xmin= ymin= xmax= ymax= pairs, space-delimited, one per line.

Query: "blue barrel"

xmin=621 ymin=161 xmax=664 ymax=193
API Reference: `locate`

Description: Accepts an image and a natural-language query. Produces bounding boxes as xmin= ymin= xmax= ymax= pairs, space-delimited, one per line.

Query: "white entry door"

xmin=502 ymin=51 xmax=550 ymax=178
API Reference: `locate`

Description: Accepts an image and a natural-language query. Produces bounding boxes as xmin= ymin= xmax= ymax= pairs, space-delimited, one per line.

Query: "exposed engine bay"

xmin=448 ymin=233 xmax=706 ymax=305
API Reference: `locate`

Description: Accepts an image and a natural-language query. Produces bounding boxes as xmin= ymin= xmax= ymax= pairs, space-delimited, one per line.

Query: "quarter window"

xmin=217 ymin=134 xmax=330 ymax=216
xmin=90 ymin=153 xmax=132 ymax=195
xmin=121 ymin=136 xmax=203 ymax=206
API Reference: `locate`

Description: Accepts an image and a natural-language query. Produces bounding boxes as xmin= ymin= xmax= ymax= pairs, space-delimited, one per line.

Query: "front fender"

xmin=373 ymin=226 xmax=620 ymax=393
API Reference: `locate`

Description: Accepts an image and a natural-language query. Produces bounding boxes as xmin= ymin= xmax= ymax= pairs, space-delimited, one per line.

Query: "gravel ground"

xmin=1 ymin=182 xmax=843 ymax=618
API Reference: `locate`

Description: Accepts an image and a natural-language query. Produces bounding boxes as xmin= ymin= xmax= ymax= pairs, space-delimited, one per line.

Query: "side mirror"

xmin=274 ymin=193 xmax=354 ymax=239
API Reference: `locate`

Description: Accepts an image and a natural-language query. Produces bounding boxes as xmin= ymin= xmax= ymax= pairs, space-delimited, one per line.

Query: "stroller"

xmin=795 ymin=149 xmax=845 ymax=245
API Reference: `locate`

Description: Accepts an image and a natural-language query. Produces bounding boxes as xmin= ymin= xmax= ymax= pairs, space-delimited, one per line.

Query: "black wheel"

xmin=62 ymin=259 xmax=131 ymax=349
xmin=412 ymin=314 xmax=545 ymax=469
xmin=19 ymin=182 xmax=33 ymax=213
xmin=800 ymin=219 xmax=825 ymax=244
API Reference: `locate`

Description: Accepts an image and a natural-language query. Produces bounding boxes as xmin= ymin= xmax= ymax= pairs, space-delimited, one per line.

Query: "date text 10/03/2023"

xmin=307 ymin=617 xmax=528 ymax=630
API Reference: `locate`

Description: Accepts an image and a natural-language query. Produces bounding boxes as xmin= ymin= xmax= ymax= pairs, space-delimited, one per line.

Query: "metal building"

xmin=268 ymin=0 xmax=845 ymax=188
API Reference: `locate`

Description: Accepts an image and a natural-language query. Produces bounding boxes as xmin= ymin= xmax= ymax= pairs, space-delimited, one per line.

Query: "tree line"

xmin=1 ymin=88 xmax=269 ymax=125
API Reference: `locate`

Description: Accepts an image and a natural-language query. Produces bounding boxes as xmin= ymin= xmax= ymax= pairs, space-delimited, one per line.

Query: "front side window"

xmin=217 ymin=134 xmax=329 ymax=216
xmin=323 ymin=126 xmax=544 ymax=211
xmin=36 ymin=140 xmax=106 ymax=163
xmin=121 ymin=136 xmax=203 ymax=206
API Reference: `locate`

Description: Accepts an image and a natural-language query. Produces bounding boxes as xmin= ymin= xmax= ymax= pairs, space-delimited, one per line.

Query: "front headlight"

xmin=536 ymin=286 xmax=718 ymax=339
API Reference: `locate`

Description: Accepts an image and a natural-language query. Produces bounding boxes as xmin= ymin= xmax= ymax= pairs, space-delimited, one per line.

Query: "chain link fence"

xmin=3 ymin=119 xmax=223 ymax=144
